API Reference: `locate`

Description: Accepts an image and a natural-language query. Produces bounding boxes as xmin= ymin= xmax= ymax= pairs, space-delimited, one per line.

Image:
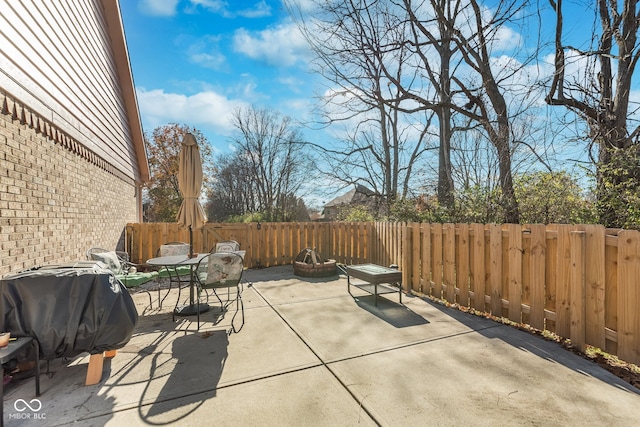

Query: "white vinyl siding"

xmin=0 ymin=0 xmax=141 ymax=180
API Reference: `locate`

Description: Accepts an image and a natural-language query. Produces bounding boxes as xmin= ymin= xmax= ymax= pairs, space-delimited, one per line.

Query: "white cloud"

xmin=285 ymin=0 xmax=318 ymax=13
xmin=186 ymin=35 xmax=228 ymax=70
xmin=185 ymin=0 xmax=269 ymax=18
xmin=188 ymin=0 xmax=228 ymax=14
xmin=233 ymin=23 xmax=310 ymax=67
xmin=541 ymin=50 xmax=596 ymax=92
xmin=277 ymin=76 xmax=307 ymax=94
xmin=190 ymin=51 xmax=227 ymax=70
xmin=138 ymin=0 xmax=180 ymax=16
xmin=491 ymin=26 xmax=523 ymax=51
xmin=237 ymin=1 xmax=271 ymax=18
xmin=136 ymin=88 xmax=247 ymax=136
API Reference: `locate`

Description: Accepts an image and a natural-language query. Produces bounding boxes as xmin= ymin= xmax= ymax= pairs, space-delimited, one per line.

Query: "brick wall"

xmin=0 ymin=109 xmax=139 ymax=276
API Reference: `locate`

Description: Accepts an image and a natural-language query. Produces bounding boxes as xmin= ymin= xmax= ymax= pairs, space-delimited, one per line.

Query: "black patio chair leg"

xmin=161 ymin=268 xmax=180 ymax=309
xmin=143 ymin=289 xmax=152 ymax=309
xmin=208 ymin=286 xmax=243 ymax=334
xmin=212 ymin=288 xmax=224 ymax=307
xmin=230 ymin=290 xmax=244 ymax=334
xmin=173 ymin=279 xmax=183 ymax=322
xmin=160 ymin=281 xmax=173 ymax=309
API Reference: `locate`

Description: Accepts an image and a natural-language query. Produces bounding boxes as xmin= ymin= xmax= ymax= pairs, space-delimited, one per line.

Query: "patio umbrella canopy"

xmin=176 ymin=132 xmax=207 ymax=255
xmin=173 ymin=132 xmax=209 ymax=317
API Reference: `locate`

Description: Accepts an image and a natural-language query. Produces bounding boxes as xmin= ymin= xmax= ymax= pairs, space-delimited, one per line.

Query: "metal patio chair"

xmin=155 ymin=242 xmax=192 ymax=308
xmin=214 ymin=240 xmax=240 ymax=253
xmin=86 ymin=247 xmax=158 ymax=306
xmin=86 ymin=247 xmax=140 ymax=274
xmin=194 ymin=251 xmax=245 ymax=334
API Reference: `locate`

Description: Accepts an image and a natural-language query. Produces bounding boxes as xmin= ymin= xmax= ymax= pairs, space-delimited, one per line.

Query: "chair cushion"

xmin=90 ymin=251 xmax=122 ymax=274
xmin=205 ymin=254 xmax=243 ymax=286
xmin=157 ymin=266 xmax=192 ymax=278
xmin=160 ymin=244 xmax=190 ymax=256
xmin=215 ymin=241 xmax=240 ymax=252
xmin=116 ymin=271 xmax=159 ymax=288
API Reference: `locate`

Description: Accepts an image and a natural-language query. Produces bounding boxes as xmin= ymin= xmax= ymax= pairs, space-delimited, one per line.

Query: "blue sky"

xmin=120 ymin=0 xmax=320 ymax=154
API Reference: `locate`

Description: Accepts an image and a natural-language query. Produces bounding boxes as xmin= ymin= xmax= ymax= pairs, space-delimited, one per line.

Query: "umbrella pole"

xmin=189 ymin=225 xmax=194 ymax=305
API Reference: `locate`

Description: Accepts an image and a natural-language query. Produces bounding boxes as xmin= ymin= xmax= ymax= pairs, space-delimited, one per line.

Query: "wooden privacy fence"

xmin=125 ymin=222 xmax=640 ymax=365
xmin=399 ymin=223 xmax=640 ymax=366
xmin=125 ymin=222 xmax=372 ymax=269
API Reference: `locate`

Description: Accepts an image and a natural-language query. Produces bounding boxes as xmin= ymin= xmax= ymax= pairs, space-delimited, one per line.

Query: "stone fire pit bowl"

xmin=293 ymin=248 xmax=337 ymax=278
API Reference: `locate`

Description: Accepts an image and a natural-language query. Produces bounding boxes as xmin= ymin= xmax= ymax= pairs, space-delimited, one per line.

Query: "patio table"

xmin=147 ymin=254 xmax=209 ymax=316
xmin=344 ymin=263 xmax=403 ymax=306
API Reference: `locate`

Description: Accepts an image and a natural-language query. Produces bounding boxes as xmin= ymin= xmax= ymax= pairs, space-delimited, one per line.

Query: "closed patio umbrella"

xmin=175 ymin=132 xmax=208 ymax=316
xmin=176 ymin=132 xmax=206 ymax=256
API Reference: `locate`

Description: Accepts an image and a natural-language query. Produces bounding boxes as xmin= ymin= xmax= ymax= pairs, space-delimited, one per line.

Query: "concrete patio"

xmin=3 ymin=265 xmax=640 ymax=426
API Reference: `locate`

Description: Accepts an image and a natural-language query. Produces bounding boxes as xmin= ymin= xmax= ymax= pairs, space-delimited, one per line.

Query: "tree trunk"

xmin=437 ymin=29 xmax=455 ymax=210
xmin=437 ymin=106 xmax=454 ymax=209
xmin=496 ymin=138 xmax=519 ymax=223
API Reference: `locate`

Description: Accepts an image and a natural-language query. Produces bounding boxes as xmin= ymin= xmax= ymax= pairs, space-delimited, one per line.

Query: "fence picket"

xmin=528 ymin=224 xmax=546 ymax=330
xmin=379 ymin=222 xmax=387 ymax=266
xmin=604 ymin=231 xmax=618 ymax=355
xmin=555 ymin=225 xmax=573 ymax=338
xmin=570 ymin=230 xmax=586 ymax=352
xmin=470 ymin=224 xmax=486 ymax=311
xmin=545 ymin=227 xmax=558 ymax=333
xmin=351 ymin=222 xmax=358 ymax=263
xmin=457 ymin=223 xmax=470 ymax=307
xmin=617 ymin=230 xmax=640 ymax=365
xmin=508 ymin=224 xmax=523 ymax=323
xmin=584 ymin=225 xmax=606 ymax=349
xmin=402 ymin=226 xmax=411 ymax=293
xmin=432 ymin=223 xmax=443 ymax=299
xmin=257 ymin=223 xmax=266 ymax=268
xmin=276 ymin=222 xmax=282 ymax=265
xmin=412 ymin=223 xmax=421 ymax=293
xmin=489 ymin=224 xmax=502 ymax=315
xmin=444 ymin=223 xmax=456 ymax=302
xmin=421 ymin=223 xmax=432 ymax=296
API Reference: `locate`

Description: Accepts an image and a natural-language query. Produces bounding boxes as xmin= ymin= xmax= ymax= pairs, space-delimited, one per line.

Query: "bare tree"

xmin=396 ymin=0 xmax=539 ymax=223
xmin=287 ymin=0 xmax=433 ymax=214
xmin=396 ymin=0 xmax=463 ymax=209
xmin=289 ymin=0 xmax=546 ymax=222
xmin=206 ymin=153 xmax=257 ymax=221
xmin=229 ymin=106 xmax=311 ymax=221
xmin=546 ymin=0 xmax=640 ymax=227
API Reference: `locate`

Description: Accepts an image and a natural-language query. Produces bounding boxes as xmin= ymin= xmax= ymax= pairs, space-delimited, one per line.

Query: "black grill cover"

xmin=0 ymin=267 xmax=138 ymax=360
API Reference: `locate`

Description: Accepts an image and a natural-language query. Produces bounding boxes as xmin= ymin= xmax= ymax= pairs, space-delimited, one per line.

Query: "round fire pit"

xmin=293 ymin=248 xmax=337 ymax=278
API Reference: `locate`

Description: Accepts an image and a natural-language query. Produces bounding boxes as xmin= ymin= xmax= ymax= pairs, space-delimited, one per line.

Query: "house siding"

xmin=0 ymin=106 xmax=137 ymax=276
xmin=0 ymin=0 xmax=145 ymax=182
